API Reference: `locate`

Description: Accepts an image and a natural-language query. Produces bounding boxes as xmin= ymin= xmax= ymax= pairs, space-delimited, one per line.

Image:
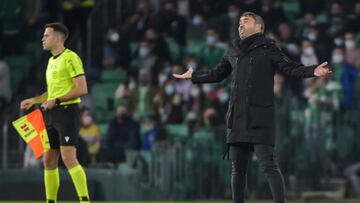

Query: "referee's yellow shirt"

xmin=46 ymin=48 xmax=85 ymax=105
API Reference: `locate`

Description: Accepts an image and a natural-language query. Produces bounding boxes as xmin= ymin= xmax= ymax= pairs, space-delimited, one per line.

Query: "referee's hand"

xmin=20 ymin=99 xmax=35 ymax=110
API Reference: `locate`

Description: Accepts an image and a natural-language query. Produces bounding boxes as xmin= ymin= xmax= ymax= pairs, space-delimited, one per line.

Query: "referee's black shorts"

xmin=44 ymin=104 xmax=80 ymax=148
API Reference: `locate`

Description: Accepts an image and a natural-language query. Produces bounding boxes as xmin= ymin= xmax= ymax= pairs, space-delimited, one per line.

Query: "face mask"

xmin=202 ymin=84 xmax=213 ymax=94
xmin=228 ymin=11 xmax=238 ymax=19
xmin=206 ymin=36 xmax=217 ymax=45
xmin=190 ymin=87 xmax=200 ymax=97
xmin=192 ymin=15 xmax=203 ymax=26
xmin=332 ymin=53 xmax=344 ymax=64
xmin=128 ymin=81 xmax=136 ymax=90
xmin=139 ymin=47 xmax=149 ymax=57
xmin=158 ymin=74 xmax=167 ymax=86
xmin=109 ymin=32 xmax=119 ymax=43
xmin=345 ymin=40 xmax=356 ymax=49
xmin=219 ymin=92 xmax=229 ymax=103
xmin=304 ymin=47 xmax=315 ymax=55
xmin=187 ymin=62 xmax=198 ymax=70
xmin=307 ymin=33 xmax=317 ymax=42
xmin=165 ymin=84 xmax=175 ymax=95
xmin=82 ymin=116 xmax=93 ymax=126
xmin=334 ymin=38 xmax=343 ymax=46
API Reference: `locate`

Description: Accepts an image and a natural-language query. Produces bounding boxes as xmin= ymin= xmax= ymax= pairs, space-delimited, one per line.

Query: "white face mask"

xmin=139 ymin=47 xmax=149 ymax=57
xmin=206 ymin=36 xmax=217 ymax=45
xmin=307 ymin=33 xmax=317 ymax=42
xmin=190 ymin=87 xmax=200 ymax=97
xmin=186 ymin=62 xmax=198 ymax=70
xmin=158 ymin=74 xmax=167 ymax=86
xmin=304 ymin=47 xmax=315 ymax=55
xmin=332 ymin=53 xmax=344 ymax=64
xmin=192 ymin=15 xmax=203 ymax=26
xmin=218 ymin=92 xmax=229 ymax=103
xmin=345 ymin=40 xmax=356 ymax=49
xmin=165 ymin=84 xmax=175 ymax=95
xmin=129 ymin=81 xmax=136 ymax=90
xmin=202 ymin=84 xmax=213 ymax=94
xmin=334 ymin=38 xmax=343 ymax=46
xmin=109 ymin=32 xmax=119 ymax=43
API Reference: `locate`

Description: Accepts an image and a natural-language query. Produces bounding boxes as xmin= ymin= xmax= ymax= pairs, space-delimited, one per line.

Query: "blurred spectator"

xmin=326 ymin=1 xmax=346 ymax=38
xmin=62 ymin=0 xmax=95 ymax=55
xmin=305 ymin=25 xmax=329 ymax=61
xmin=131 ymin=40 xmax=158 ymax=75
xmin=103 ymin=103 xmax=141 ymax=167
xmin=277 ymin=22 xmax=300 ymax=59
xmin=141 ymin=114 xmax=160 ymax=150
xmin=102 ymin=27 xmax=131 ymax=70
xmin=133 ymin=69 xmax=157 ymax=119
xmin=153 ymin=80 xmax=184 ymax=124
xmin=260 ymin=0 xmax=286 ymax=32
xmin=144 ymin=27 xmax=171 ymax=62
xmin=173 ymin=64 xmax=192 ymax=101
xmin=23 ymin=145 xmax=42 ymax=169
xmin=331 ymin=47 xmax=358 ymax=109
xmin=122 ymin=0 xmax=155 ymax=42
xmin=155 ymin=0 xmax=187 ymax=46
xmin=344 ymin=32 xmax=360 ymax=69
xmin=300 ymin=39 xmax=319 ymax=66
xmin=23 ymin=0 xmax=42 ymax=42
xmin=344 ymin=162 xmax=360 ymax=198
xmin=199 ymin=27 xmax=226 ymax=68
xmin=346 ymin=1 xmax=360 ymax=33
xmin=79 ymin=107 xmax=102 ymax=164
xmin=0 ymin=61 xmax=11 ymax=103
xmin=187 ymin=11 xmax=208 ymax=41
xmin=216 ymin=3 xmax=240 ymax=41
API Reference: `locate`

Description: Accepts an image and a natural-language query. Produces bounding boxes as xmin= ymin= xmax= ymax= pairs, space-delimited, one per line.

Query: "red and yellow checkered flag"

xmin=12 ymin=109 xmax=50 ymax=159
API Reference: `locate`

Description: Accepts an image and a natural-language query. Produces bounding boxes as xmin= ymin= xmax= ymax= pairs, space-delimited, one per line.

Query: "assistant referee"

xmin=20 ymin=22 xmax=90 ymax=203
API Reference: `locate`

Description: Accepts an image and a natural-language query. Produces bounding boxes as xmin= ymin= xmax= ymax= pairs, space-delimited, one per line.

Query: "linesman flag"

xmin=12 ymin=109 xmax=50 ymax=159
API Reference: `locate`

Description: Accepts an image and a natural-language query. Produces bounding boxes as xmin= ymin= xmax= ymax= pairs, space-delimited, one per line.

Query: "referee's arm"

xmin=58 ymin=75 xmax=88 ymax=102
xmin=20 ymin=92 xmax=48 ymax=110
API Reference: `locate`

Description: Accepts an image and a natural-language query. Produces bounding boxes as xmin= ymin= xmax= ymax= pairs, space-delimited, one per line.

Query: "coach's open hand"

xmin=172 ymin=68 xmax=193 ymax=80
xmin=314 ymin=61 xmax=332 ymax=77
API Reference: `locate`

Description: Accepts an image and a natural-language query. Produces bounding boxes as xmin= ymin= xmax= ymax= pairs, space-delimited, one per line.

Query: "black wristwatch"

xmin=55 ymin=98 xmax=61 ymax=106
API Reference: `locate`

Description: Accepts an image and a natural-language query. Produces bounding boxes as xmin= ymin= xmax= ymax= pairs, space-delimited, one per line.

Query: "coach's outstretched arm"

xmin=173 ymin=57 xmax=232 ymax=83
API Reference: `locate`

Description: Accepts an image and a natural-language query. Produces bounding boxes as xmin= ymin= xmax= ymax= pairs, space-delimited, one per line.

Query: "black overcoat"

xmin=192 ymin=33 xmax=316 ymax=145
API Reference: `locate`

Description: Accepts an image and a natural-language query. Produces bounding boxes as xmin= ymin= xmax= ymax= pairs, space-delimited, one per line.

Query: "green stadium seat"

xmin=166 ymin=38 xmax=182 ymax=63
xmin=24 ymin=42 xmax=43 ymax=62
xmin=129 ymin=42 xmax=138 ymax=57
xmin=186 ymin=39 xmax=204 ymax=57
xmin=164 ymin=124 xmax=188 ymax=140
xmin=281 ymin=1 xmax=300 ymax=23
xmin=91 ymin=82 xmax=119 ymax=109
xmin=101 ymin=69 xmax=127 ymax=83
xmin=98 ymin=122 xmax=109 ymax=135
xmin=4 ymin=55 xmax=32 ymax=93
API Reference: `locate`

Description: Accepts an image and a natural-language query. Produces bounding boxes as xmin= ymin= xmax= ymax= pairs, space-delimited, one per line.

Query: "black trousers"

xmin=230 ymin=143 xmax=285 ymax=203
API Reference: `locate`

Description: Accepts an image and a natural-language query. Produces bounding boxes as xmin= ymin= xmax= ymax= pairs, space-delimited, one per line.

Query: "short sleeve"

xmin=66 ymin=53 xmax=84 ymax=78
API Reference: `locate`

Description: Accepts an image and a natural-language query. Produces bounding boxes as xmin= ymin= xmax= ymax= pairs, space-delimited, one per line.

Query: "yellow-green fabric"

xmin=68 ymin=164 xmax=90 ymax=202
xmin=46 ymin=48 xmax=84 ymax=105
xmin=44 ymin=168 xmax=60 ymax=203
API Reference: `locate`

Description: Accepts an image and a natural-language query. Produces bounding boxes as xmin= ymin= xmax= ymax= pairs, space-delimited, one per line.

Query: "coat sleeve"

xmin=191 ymin=56 xmax=232 ymax=84
xmin=269 ymin=44 xmax=317 ymax=78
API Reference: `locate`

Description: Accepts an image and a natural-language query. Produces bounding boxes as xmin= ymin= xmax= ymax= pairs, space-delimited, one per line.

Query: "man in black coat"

xmin=173 ymin=12 xmax=332 ymax=203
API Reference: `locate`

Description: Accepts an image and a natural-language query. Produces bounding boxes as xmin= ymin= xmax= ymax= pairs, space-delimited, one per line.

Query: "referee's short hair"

xmin=240 ymin=12 xmax=265 ymax=33
xmin=44 ymin=22 xmax=69 ymax=41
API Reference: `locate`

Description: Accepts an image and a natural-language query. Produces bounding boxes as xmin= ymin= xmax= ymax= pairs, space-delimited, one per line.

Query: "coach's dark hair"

xmin=44 ymin=22 xmax=69 ymax=40
xmin=240 ymin=12 xmax=265 ymax=33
